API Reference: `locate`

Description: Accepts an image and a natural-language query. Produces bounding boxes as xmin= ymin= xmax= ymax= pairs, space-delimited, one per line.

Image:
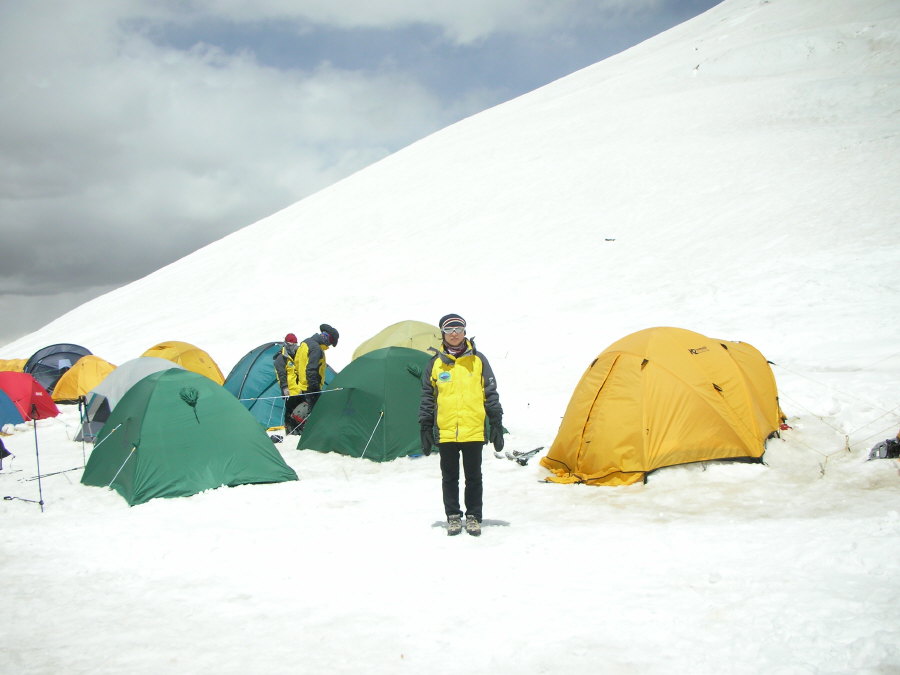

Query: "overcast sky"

xmin=0 ymin=0 xmax=720 ymax=347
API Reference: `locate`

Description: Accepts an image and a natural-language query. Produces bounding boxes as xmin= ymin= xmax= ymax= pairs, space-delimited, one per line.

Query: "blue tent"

xmin=224 ymin=342 xmax=337 ymax=430
xmin=24 ymin=343 xmax=92 ymax=393
xmin=0 ymin=389 xmax=24 ymax=426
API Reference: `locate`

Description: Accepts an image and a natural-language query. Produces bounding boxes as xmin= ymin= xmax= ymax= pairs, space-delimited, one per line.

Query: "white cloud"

xmin=0 ymin=1 xmax=485 ymax=292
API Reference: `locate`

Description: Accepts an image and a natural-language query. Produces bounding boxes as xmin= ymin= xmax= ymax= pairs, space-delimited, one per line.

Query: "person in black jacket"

xmin=274 ymin=324 xmax=339 ymax=433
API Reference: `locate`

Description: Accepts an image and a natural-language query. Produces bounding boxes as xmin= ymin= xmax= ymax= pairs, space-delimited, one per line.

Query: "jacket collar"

xmin=430 ymin=338 xmax=475 ymax=365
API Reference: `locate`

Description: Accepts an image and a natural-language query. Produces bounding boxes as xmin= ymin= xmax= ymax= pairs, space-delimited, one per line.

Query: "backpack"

xmin=868 ymin=437 xmax=900 ymax=460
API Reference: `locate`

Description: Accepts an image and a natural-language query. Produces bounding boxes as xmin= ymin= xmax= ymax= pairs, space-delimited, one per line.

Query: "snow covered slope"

xmin=3 ymin=2 xmax=900 ymax=673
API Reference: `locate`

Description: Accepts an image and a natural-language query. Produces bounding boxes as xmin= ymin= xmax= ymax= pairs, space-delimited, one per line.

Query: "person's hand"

xmin=489 ymin=417 xmax=504 ymax=452
xmin=420 ymin=424 xmax=434 ymax=456
xmin=281 ymin=386 xmax=289 ymax=397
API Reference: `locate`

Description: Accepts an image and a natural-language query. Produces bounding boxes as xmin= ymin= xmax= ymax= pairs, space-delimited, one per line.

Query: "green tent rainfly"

xmin=298 ymin=347 xmax=432 ymax=462
xmin=82 ymin=369 xmax=298 ymax=505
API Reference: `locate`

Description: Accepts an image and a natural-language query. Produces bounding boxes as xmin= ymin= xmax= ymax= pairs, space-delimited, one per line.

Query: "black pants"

xmin=439 ymin=442 xmax=484 ymax=522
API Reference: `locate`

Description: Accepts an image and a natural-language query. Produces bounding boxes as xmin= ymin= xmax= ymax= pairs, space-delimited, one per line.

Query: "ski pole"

xmin=32 ymin=405 xmax=44 ymax=512
xmin=24 ymin=466 xmax=84 ymax=481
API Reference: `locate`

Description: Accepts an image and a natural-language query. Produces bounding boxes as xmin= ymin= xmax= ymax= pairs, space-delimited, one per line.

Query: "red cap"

xmin=284 ymin=333 xmax=298 ymax=344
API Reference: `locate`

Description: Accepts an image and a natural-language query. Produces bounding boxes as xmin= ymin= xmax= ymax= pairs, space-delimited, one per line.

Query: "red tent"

xmin=0 ymin=372 xmax=59 ymax=421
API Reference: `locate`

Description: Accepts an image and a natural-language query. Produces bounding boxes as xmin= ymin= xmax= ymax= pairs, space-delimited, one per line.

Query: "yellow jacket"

xmin=274 ymin=335 xmax=330 ymax=395
xmin=419 ymin=339 xmax=502 ymax=444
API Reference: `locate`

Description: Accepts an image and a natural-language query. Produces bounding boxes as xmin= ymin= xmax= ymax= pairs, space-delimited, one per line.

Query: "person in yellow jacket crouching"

xmin=274 ymin=324 xmax=339 ymax=434
xmin=419 ymin=313 xmax=503 ymax=537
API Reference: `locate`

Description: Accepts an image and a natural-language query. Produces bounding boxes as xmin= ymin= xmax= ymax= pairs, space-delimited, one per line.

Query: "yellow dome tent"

xmin=352 ymin=320 xmax=442 ymax=361
xmin=52 ymin=355 xmax=117 ymax=403
xmin=141 ymin=341 xmax=225 ymax=384
xmin=541 ymin=327 xmax=784 ymax=486
xmin=0 ymin=359 xmax=27 ymax=372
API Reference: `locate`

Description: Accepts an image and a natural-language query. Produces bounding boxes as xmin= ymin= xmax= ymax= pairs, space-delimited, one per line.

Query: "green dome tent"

xmin=82 ymin=369 xmax=298 ymax=505
xmin=298 ymin=347 xmax=432 ymax=462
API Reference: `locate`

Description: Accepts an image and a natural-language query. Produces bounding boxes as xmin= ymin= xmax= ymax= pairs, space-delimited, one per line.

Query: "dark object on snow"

xmin=868 ymin=437 xmax=900 ymax=460
xmin=269 ymin=434 xmax=283 ymax=444
xmin=0 ymin=438 xmax=11 ymax=469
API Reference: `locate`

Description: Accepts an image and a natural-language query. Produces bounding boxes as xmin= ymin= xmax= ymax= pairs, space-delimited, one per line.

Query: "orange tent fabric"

xmin=52 ymin=355 xmax=117 ymax=403
xmin=541 ymin=327 xmax=784 ymax=486
xmin=141 ymin=341 xmax=225 ymax=384
xmin=0 ymin=358 xmax=27 ymax=372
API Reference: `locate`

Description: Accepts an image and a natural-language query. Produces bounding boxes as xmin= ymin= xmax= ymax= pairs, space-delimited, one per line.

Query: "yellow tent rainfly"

xmin=52 ymin=355 xmax=117 ymax=403
xmin=541 ymin=326 xmax=785 ymax=486
xmin=141 ymin=341 xmax=225 ymax=384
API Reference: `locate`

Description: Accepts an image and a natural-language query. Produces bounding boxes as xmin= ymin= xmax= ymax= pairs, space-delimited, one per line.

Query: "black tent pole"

xmin=78 ymin=395 xmax=86 ymax=466
xmin=31 ymin=404 xmax=45 ymax=513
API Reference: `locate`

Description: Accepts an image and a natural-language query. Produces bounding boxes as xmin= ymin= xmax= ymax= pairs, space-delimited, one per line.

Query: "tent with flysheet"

xmin=541 ymin=326 xmax=784 ymax=486
xmin=52 ymin=355 xmax=117 ymax=403
xmin=0 ymin=372 xmax=60 ymax=421
xmin=24 ymin=344 xmax=92 ymax=393
xmin=141 ymin=341 xmax=225 ymax=384
xmin=298 ymin=347 xmax=431 ymax=462
xmin=0 ymin=389 xmax=25 ymax=426
xmin=81 ymin=369 xmax=298 ymax=505
xmin=0 ymin=358 xmax=27 ymax=372
xmin=225 ymin=342 xmax=337 ymax=430
xmin=76 ymin=357 xmax=185 ymax=442
xmin=351 ymin=320 xmax=442 ymax=361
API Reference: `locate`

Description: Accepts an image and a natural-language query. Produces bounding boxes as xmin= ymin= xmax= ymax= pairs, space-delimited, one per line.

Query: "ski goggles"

xmin=442 ymin=326 xmax=465 ymax=335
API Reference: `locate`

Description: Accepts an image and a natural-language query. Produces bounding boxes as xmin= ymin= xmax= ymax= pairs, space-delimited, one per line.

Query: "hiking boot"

xmin=465 ymin=516 xmax=481 ymax=537
xmin=447 ymin=514 xmax=462 ymax=536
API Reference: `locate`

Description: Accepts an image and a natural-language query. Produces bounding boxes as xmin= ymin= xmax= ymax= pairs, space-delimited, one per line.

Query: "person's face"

xmin=443 ymin=326 xmax=466 ymax=347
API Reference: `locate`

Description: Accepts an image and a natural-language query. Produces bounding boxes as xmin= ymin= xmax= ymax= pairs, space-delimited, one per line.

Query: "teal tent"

xmin=0 ymin=389 xmax=24 ymax=426
xmin=298 ymin=347 xmax=431 ymax=462
xmin=225 ymin=342 xmax=337 ymax=430
xmin=82 ymin=369 xmax=298 ymax=505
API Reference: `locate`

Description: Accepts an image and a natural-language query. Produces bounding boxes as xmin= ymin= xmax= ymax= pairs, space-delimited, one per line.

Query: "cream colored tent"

xmin=52 ymin=355 xmax=117 ymax=402
xmin=141 ymin=341 xmax=225 ymax=384
xmin=352 ymin=320 xmax=442 ymax=361
xmin=541 ymin=327 xmax=784 ymax=486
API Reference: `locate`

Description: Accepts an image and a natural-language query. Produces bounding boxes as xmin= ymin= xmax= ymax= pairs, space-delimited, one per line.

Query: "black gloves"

xmin=420 ymin=424 xmax=435 ymax=456
xmin=489 ymin=416 xmax=504 ymax=452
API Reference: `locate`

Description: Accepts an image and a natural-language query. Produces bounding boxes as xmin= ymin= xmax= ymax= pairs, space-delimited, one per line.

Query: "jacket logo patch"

xmin=438 ymin=372 xmax=451 ymax=382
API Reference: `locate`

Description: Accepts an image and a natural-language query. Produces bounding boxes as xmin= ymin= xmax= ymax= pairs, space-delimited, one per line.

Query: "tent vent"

xmin=689 ymin=346 xmax=709 ymax=355
xmin=180 ymin=387 xmax=201 ymax=422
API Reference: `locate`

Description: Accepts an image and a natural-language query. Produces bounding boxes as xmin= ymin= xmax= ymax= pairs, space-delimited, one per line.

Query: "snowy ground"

xmin=2 ymin=0 xmax=899 ymax=672
xmin=2 ymin=400 xmax=899 ymax=674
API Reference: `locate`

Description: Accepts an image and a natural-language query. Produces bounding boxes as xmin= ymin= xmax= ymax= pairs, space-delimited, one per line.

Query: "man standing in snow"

xmin=419 ymin=314 xmax=504 ymax=536
xmin=274 ymin=324 xmax=339 ymax=434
